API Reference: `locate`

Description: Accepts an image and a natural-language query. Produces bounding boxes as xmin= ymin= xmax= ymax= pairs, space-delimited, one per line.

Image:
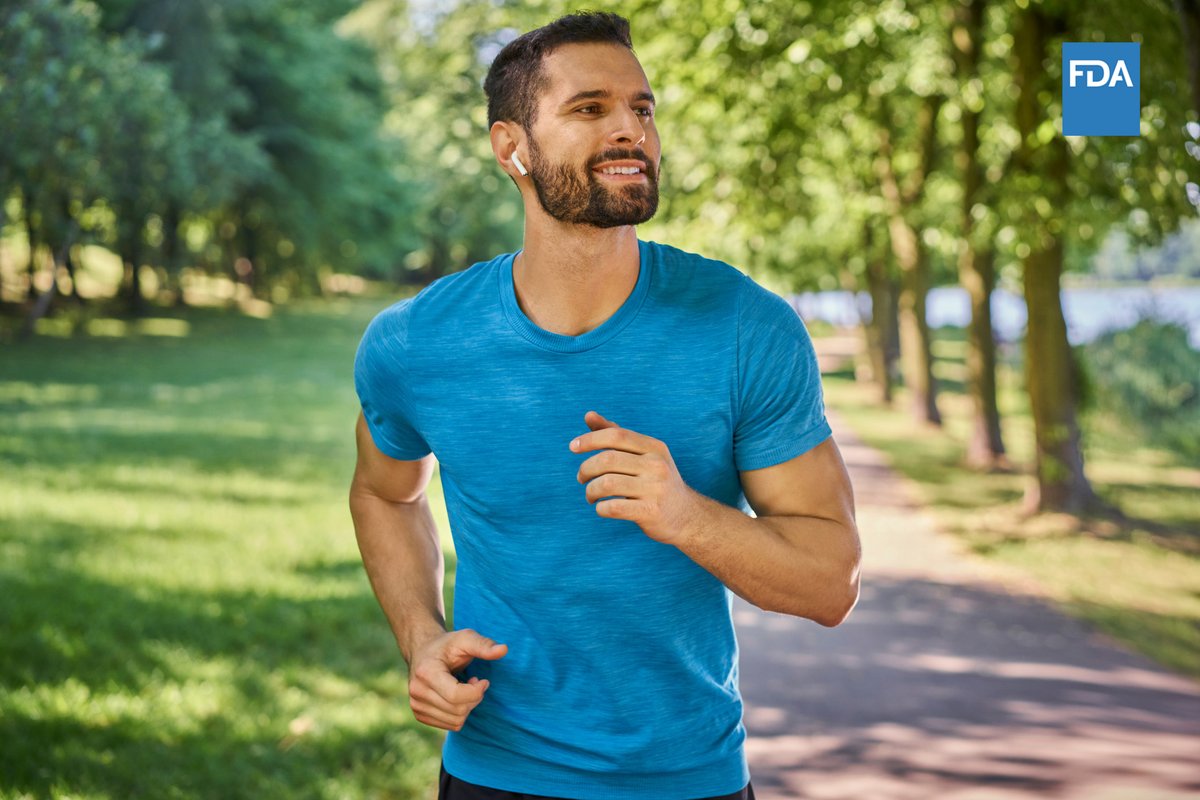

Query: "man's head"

xmin=484 ymin=12 xmax=661 ymax=228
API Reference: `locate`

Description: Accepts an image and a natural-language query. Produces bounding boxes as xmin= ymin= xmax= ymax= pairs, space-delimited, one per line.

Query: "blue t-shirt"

xmin=354 ymin=239 xmax=831 ymax=800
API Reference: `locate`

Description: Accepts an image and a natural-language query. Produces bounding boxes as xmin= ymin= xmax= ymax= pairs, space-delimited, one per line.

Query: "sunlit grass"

xmin=824 ymin=326 xmax=1200 ymax=677
xmin=1 ymin=297 xmax=452 ymax=800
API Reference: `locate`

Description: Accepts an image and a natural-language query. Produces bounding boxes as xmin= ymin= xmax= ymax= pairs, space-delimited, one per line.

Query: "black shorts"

xmin=438 ymin=761 xmax=757 ymax=800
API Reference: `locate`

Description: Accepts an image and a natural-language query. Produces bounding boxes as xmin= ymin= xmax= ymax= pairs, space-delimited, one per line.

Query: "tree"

xmin=950 ymin=0 xmax=1007 ymax=468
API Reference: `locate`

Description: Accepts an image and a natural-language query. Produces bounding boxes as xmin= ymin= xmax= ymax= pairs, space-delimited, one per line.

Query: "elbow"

xmin=813 ymin=576 xmax=860 ymax=627
xmin=808 ymin=537 xmax=863 ymax=628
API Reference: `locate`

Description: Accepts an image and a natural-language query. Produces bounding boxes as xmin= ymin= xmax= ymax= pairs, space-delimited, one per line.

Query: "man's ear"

xmin=490 ymin=121 xmax=526 ymax=179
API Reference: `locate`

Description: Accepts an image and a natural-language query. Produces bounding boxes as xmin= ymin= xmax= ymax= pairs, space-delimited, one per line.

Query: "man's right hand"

xmin=407 ymin=628 xmax=508 ymax=732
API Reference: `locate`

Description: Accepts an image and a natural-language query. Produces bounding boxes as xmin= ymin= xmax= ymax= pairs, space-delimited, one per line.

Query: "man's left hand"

xmin=571 ymin=410 xmax=701 ymax=546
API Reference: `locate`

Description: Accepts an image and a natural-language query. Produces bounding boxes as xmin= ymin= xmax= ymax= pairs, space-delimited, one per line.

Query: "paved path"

xmin=735 ymin=413 xmax=1200 ymax=800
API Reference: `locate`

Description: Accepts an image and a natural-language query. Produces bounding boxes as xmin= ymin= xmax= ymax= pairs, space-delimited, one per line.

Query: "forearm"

xmin=674 ymin=490 xmax=860 ymax=625
xmin=348 ymin=487 xmax=448 ymax=665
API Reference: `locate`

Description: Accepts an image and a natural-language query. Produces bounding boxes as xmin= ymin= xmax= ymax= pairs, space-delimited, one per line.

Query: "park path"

xmin=733 ymin=412 xmax=1200 ymax=800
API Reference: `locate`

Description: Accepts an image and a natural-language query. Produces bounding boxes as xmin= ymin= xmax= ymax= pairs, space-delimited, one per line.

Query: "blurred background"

xmin=1 ymin=0 xmax=1197 ymax=798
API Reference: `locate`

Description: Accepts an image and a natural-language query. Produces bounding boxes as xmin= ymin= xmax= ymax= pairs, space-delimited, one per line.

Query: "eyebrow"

xmin=559 ymin=89 xmax=657 ymax=108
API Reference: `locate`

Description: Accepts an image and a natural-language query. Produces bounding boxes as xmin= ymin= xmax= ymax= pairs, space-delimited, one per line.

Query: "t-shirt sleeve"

xmin=733 ymin=275 xmax=832 ymax=472
xmin=353 ymin=299 xmax=433 ymax=461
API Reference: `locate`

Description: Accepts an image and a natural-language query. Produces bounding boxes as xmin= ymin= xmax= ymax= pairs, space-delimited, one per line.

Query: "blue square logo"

xmin=1062 ymin=42 xmax=1140 ymax=136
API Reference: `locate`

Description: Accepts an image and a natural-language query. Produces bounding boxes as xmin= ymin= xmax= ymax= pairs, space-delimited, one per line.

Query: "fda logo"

xmin=1062 ymin=43 xmax=1140 ymax=136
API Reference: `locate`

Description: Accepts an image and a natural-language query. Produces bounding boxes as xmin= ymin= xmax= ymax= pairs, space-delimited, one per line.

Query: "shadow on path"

xmin=736 ymin=415 xmax=1200 ymax=800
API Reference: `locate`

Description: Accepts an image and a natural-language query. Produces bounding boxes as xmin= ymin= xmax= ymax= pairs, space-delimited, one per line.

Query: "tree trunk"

xmin=861 ymin=224 xmax=894 ymax=405
xmin=19 ymin=221 xmax=77 ymax=339
xmin=123 ymin=233 xmax=146 ymax=317
xmin=963 ymin=247 xmax=1005 ymax=466
xmin=876 ymin=97 xmax=943 ymax=426
xmin=64 ymin=243 xmax=85 ymax=305
xmin=236 ymin=217 xmax=258 ymax=300
xmin=1013 ymin=3 xmax=1101 ymax=514
xmin=892 ymin=227 xmax=941 ymax=425
xmin=22 ymin=185 xmax=38 ymax=302
xmin=162 ymin=201 xmax=189 ymax=308
xmin=953 ymin=0 xmax=1007 ymax=469
xmin=886 ymin=275 xmax=901 ymax=381
xmin=1176 ymin=0 xmax=1200 ymax=119
xmin=0 ymin=194 xmax=7 ymax=303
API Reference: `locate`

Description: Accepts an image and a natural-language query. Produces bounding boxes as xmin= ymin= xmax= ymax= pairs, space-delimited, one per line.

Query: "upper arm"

xmin=740 ymin=435 xmax=861 ymax=625
xmin=739 ymin=435 xmax=856 ymax=530
xmin=351 ymin=411 xmax=435 ymax=504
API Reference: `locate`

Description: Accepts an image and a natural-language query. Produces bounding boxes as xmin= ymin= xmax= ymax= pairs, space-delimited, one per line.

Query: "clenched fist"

xmin=407 ymin=628 xmax=507 ymax=732
xmin=571 ymin=410 xmax=701 ymax=546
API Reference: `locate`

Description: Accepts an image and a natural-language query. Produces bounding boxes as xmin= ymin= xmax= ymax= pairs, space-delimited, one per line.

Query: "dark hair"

xmin=483 ymin=11 xmax=634 ymax=130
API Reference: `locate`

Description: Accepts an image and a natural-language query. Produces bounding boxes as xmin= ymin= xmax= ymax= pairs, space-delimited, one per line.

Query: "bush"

xmin=1082 ymin=319 xmax=1200 ymax=457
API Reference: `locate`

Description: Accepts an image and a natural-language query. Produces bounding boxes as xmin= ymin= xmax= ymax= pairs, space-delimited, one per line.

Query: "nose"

xmin=608 ymin=104 xmax=647 ymax=147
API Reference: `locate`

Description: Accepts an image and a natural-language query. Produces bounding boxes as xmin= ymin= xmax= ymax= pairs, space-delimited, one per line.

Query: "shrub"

xmin=1082 ymin=319 xmax=1200 ymax=458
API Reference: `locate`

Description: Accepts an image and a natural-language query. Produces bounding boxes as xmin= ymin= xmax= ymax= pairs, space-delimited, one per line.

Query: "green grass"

xmin=1 ymin=297 xmax=456 ymax=800
xmin=824 ymin=325 xmax=1200 ymax=678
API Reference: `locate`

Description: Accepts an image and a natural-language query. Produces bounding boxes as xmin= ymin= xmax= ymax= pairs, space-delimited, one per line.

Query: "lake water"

xmin=789 ymin=285 xmax=1200 ymax=348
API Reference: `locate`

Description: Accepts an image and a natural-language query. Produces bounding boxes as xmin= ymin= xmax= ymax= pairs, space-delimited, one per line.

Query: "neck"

xmin=512 ymin=216 xmax=641 ymax=337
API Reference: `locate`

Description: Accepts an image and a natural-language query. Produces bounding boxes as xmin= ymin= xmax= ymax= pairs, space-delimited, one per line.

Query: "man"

xmin=349 ymin=11 xmax=860 ymax=800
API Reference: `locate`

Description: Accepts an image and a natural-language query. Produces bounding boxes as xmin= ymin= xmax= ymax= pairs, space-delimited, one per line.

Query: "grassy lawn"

xmin=823 ymin=326 xmax=1200 ymax=679
xmin=1 ymin=296 xmax=456 ymax=800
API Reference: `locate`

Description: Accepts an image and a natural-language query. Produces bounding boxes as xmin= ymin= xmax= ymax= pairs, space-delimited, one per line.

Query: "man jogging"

xmin=349 ymin=12 xmax=861 ymax=800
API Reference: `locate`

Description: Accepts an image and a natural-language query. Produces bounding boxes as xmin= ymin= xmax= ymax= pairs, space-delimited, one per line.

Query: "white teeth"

xmin=600 ymin=166 xmax=640 ymax=174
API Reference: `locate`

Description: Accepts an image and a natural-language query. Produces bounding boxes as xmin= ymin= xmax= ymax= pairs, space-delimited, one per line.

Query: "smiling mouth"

xmin=596 ymin=166 xmax=642 ymax=175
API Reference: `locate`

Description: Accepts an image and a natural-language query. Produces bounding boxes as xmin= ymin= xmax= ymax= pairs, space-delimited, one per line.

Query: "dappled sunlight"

xmin=0 ymin=381 xmax=101 ymax=405
xmin=85 ymin=316 xmax=191 ymax=337
xmin=876 ymin=653 xmax=1196 ymax=694
xmin=734 ymin=576 xmax=1200 ymax=799
xmin=731 ymin=412 xmax=1200 ymax=797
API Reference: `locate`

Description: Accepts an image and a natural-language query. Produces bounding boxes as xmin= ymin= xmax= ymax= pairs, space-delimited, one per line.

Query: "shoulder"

xmin=645 ymin=239 xmax=747 ymax=288
xmin=362 ymin=252 xmax=511 ymax=345
xmin=642 ymin=240 xmax=750 ymax=316
xmin=738 ymin=273 xmax=800 ymax=327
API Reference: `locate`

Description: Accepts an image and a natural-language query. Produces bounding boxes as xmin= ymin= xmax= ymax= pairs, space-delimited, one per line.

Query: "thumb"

xmin=454 ymin=629 xmax=508 ymax=662
xmin=585 ymin=410 xmax=619 ymax=431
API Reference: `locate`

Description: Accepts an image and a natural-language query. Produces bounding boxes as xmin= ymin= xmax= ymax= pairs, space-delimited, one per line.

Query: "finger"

xmin=427 ymin=667 xmax=490 ymax=710
xmin=445 ymin=630 xmax=508 ymax=669
xmin=410 ymin=699 xmax=472 ymax=731
xmin=585 ymin=473 xmax=644 ymax=504
xmin=577 ymin=449 xmax=643 ymax=483
xmin=584 ymin=410 xmax=620 ymax=431
xmin=595 ymin=497 xmax=641 ymax=520
xmin=571 ymin=425 xmax=657 ymax=456
xmin=414 ymin=678 xmax=488 ymax=714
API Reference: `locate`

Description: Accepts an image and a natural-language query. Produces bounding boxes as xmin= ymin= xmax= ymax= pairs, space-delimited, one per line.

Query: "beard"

xmin=526 ymin=137 xmax=660 ymax=228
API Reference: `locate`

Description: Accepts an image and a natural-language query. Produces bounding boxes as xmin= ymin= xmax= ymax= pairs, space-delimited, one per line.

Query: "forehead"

xmin=537 ymin=42 xmax=652 ymax=106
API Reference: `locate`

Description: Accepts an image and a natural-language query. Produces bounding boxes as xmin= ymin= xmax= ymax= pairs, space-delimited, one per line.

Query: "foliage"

xmin=341 ymin=0 xmax=543 ymax=281
xmin=1 ymin=0 xmax=416 ymax=307
xmin=1083 ymin=318 xmax=1200 ymax=457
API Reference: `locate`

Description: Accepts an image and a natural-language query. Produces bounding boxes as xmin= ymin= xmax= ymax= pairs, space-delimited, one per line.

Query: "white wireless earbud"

xmin=512 ymin=153 xmax=528 ymax=176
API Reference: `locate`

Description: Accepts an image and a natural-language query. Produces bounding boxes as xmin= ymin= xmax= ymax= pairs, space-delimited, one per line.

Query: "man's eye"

xmin=636 ymin=107 xmax=654 ymax=118
xmin=578 ymin=105 xmax=600 ymax=114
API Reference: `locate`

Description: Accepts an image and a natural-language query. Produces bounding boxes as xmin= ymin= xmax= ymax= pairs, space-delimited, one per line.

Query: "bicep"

xmin=352 ymin=412 xmax=435 ymax=504
xmin=738 ymin=436 xmax=855 ymax=525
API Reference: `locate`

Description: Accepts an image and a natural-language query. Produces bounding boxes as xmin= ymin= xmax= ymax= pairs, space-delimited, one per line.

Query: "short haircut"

xmin=483 ymin=11 xmax=634 ymax=130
